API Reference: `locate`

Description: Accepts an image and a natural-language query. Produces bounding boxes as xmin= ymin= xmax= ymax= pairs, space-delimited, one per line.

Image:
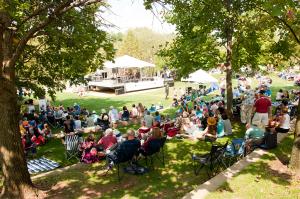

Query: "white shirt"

xmin=39 ymin=99 xmax=47 ymax=111
xmin=280 ymin=114 xmax=290 ymax=129
xmin=276 ymin=92 xmax=283 ymax=100
xmin=28 ymin=105 xmax=35 ymax=113
xmin=223 ymin=119 xmax=232 ymax=135
xmin=131 ymin=107 xmax=138 ymax=117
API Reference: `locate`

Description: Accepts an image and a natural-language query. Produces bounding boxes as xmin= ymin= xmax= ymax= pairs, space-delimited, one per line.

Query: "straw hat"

xmin=207 ymin=117 xmax=217 ymax=126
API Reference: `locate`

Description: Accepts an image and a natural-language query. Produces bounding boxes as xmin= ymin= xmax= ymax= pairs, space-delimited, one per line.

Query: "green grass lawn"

xmin=33 ymin=73 xmax=298 ymax=167
xmin=33 ymin=123 xmax=246 ymax=199
xmin=206 ymin=134 xmax=300 ymax=199
xmin=28 ymin=73 xmax=299 ymax=198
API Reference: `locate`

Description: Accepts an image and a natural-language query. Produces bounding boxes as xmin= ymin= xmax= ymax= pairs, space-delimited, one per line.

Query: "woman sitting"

xmin=22 ymin=133 xmax=37 ymax=156
xmin=140 ymin=127 xmax=162 ymax=155
xmin=41 ymin=123 xmax=52 ymax=138
xmin=138 ymin=120 xmax=151 ymax=139
xmin=131 ymin=104 xmax=138 ymax=118
xmin=222 ymin=113 xmax=232 ymax=135
xmin=98 ymin=109 xmax=110 ymax=130
xmin=81 ymin=134 xmax=103 ymax=163
xmin=137 ymin=103 xmax=145 ymax=117
xmin=97 ymin=128 xmax=117 ymax=153
xmin=196 ymin=117 xmax=217 ymax=141
xmin=275 ymin=108 xmax=290 ymax=133
xmin=121 ymin=106 xmax=130 ymax=121
xmin=30 ymin=126 xmax=46 ymax=146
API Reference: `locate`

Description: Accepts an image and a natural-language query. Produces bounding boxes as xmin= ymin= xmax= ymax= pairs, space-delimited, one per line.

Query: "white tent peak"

xmin=181 ymin=69 xmax=218 ymax=83
xmin=104 ymin=55 xmax=155 ymax=69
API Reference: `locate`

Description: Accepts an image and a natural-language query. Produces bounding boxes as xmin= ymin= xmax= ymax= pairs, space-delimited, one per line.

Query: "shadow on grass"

xmin=211 ymin=134 xmax=295 ymax=198
xmin=34 ymin=138 xmax=227 ymax=199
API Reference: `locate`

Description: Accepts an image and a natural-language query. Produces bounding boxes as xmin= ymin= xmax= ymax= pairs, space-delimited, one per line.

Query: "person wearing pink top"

xmin=98 ymin=128 xmax=117 ymax=150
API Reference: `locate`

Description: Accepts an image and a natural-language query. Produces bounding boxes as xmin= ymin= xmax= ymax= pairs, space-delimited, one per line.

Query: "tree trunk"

xmin=225 ymin=52 xmax=233 ymax=117
xmin=225 ymin=0 xmax=233 ymax=118
xmin=0 ymin=13 xmax=38 ymax=198
xmin=290 ymin=98 xmax=300 ymax=175
xmin=0 ymin=77 xmax=38 ymax=199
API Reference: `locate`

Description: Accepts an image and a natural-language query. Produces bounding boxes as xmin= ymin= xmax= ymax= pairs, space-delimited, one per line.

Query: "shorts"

xmin=252 ymin=112 xmax=268 ymax=126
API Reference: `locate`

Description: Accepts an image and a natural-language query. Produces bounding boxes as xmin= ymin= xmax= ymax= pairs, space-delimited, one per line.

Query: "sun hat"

xmin=282 ymin=107 xmax=289 ymax=113
xmin=92 ymin=110 xmax=96 ymax=114
xmin=207 ymin=117 xmax=217 ymax=126
xmin=110 ymin=106 xmax=114 ymax=109
xmin=101 ymin=108 xmax=106 ymax=114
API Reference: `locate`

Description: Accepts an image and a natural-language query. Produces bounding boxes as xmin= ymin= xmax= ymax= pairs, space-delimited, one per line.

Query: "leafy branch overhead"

xmin=145 ymin=0 xmax=299 ymax=76
xmin=1 ymin=0 xmax=115 ymax=98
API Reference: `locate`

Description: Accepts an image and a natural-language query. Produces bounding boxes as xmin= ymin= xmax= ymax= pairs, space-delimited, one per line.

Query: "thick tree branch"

xmin=10 ymin=0 xmax=103 ymax=68
xmin=275 ymin=15 xmax=300 ymax=45
xmin=257 ymin=6 xmax=300 ymax=45
xmin=17 ymin=3 xmax=56 ymax=29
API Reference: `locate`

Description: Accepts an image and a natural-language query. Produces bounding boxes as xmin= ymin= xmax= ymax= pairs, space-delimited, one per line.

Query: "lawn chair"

xmin=65 ymin=133 xmax=80 ymax=160
xmin=106 ymin=144 xmax=140 ymax=181
xmin=141 ymin=136 xmax=167 ymax=169
xmin=192 ymin=142 xmax=228 ymax=177
xmin=225 ymin=138 xmax=246 ymax=166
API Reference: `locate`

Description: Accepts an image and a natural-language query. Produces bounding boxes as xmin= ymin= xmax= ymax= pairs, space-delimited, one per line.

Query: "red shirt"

xmin=254 ymin=97 xmax=271 ymax=113
xmin=98 ymin=135 xmax=117 ymax=150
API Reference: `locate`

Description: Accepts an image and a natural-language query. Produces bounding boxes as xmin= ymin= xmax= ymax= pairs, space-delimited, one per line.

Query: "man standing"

xmin=165 ymin=83 xmax=169 ymax=99
xmin=241 ymin=85 xmax=255 ymax=124
xmin=252 ymin=90 xmax=272 ymax=128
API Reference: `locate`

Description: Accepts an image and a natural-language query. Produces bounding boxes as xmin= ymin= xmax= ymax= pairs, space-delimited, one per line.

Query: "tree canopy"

xmin=1 ymin=0 xmax=115 ymax=99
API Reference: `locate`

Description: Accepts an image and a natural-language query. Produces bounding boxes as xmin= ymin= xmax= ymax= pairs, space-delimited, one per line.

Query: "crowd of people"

xmin=19 ymin=75 xmax=299 ymax=167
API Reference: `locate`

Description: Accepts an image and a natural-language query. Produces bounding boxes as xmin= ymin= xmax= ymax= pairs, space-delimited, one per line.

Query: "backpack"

xmin=123 ymin=164 xmax=149 ymax=175
xmin=260 ymin=131 xmax=277 ymax=149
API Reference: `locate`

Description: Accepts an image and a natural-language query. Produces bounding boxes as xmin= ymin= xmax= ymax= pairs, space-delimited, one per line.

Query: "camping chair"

xmin=192 ymin=142 xmax=228 ymax=177
xmin=65 ymin=133 xmax=80 ymax=160
xmin=138 ymin=127 xmax=150 ymax=139
xmin=224 ymin=138 xmax=246 ymax=166
xmin=142 ymin=136 xmax=167 ymax=169
xmin=105 ymin=144 xmax=140 ymax=181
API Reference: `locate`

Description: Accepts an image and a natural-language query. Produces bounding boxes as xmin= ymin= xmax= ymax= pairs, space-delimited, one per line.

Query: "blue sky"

xmin=102 ymin=0 xmax=175 ymax=33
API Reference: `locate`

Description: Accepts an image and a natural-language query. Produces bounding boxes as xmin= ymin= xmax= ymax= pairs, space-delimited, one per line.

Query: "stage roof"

xmin=104 ymin=55 xmax=155 ymax=69
xmin=181 ymin=69 xmax=218 ymax=84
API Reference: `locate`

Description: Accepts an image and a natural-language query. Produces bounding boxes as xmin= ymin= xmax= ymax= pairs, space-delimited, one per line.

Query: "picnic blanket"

xmin=27 ymin=157 xmax=60 ymax=174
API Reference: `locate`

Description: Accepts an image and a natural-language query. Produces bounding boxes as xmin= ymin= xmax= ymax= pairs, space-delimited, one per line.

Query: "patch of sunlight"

xmin=87 ymin=176 xmax=105 ymax=184
xmin=120 ymin=194 xmax=140 ymax=199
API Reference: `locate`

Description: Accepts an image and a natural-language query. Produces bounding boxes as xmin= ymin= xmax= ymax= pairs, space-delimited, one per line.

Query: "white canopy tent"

xmin=104 ymin=55 xmax=155 ymax=69
xmin=181 ymin=69 xmax=218 ymax=84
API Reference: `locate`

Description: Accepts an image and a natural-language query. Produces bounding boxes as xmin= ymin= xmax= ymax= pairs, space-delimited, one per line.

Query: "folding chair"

xmin=65 ymin=134 xmax=80 ymax=160
xmin=138 ymin=127 xmax=150 ymax=139
xmin=142 ymin=137 xmax=166 ymax=168
xmin=192 ymin=142 xmax=228 ymax=177
xmin=224 ymin=138 xmax=246 ymax=166
xmin=106 ymin=145 xmax=139 ymax=181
